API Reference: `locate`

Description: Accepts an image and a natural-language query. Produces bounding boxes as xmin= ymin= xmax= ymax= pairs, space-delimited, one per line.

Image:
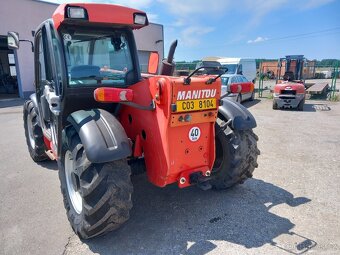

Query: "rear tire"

xmin=211 ymin=117 xmax=260 ymax=190
xmin=59 ymin=127 xmax=133 ymax=239
xmin=23 ymin=100 xmax=48 ymax=162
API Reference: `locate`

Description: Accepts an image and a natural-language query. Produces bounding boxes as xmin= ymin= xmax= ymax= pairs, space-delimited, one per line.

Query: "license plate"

xmin=176 ymin=99 xmax=216 ymax=112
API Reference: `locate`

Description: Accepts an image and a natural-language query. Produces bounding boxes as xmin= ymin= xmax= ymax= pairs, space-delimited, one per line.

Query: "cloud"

xmin=147 ymin=13 xmax=159 ymax=22
xmin=180 ymin=26 xmax=215 ymax=46
xmin=247 ymin=36 xmax=268 ymax=44
xmin=243 ymin=0 xmax=288 ymax=27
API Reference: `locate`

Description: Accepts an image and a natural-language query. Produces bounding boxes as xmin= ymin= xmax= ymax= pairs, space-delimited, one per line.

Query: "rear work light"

xmin=134 ymin=13 xmax=148 ymax=25
xmin=66 ymin=6 xmax=88 ymax=19
xmin=94 ymin=87 xmax=134 ymax=103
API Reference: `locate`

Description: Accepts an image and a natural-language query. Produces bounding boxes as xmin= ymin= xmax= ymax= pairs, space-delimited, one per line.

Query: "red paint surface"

xmin=118 ymin=76 xmax=220 ymax=187
xmin=230 ymin=82 xmax=254 ymax=94
xmin=274 ymin=82 xmax=305 ymax=94
xmin=52 ymin=3 xmax=147 ymax=30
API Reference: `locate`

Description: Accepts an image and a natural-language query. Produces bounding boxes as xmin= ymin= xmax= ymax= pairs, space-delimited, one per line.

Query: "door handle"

xmin=43 ymin=85 xmax=61 ymax=115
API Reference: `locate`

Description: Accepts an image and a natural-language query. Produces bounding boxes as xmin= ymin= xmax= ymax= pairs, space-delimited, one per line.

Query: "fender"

xmin=67 ymin=109 xmax=132 ymax=163
xmin=218 ymin=98 xmax=257 ymax=130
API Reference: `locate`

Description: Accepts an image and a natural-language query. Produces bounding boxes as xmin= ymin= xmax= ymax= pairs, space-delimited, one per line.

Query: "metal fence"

xmin=257 ymin=61 xmax=339 ymax=100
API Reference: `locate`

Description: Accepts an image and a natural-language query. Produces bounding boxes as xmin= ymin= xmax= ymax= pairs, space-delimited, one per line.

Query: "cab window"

xmin=62 ymin=29 xmax=134 ymax=87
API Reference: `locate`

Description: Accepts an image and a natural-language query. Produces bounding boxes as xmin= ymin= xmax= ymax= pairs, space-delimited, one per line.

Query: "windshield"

xmin=61 ymin=29 xmax=134 ymax=87
xmin=221 ymin=77 xmax=229 ymax=85
xmin=222 ymin=64 xmax=238 ymax=74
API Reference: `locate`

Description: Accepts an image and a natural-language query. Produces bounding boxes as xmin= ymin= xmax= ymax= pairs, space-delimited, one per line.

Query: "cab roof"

xmin=52 ymin=3 xmax=148 ymax=30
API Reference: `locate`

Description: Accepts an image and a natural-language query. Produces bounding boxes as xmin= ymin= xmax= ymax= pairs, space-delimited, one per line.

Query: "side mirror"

xmin=8 ymin=31 xmax=19 ymax=50
xmin=148 ymin=52 xmax=159 ymax=74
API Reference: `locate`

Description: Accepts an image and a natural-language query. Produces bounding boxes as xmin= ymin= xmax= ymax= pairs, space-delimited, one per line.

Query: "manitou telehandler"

xmin=8 ymin=3 xmax=259 ymax=239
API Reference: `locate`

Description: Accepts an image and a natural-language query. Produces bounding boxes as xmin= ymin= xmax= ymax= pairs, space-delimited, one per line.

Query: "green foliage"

xmin=267 ymin=93 xmax=274 ymax=99
xmin=316 ymin=59 xmax=340 ymax=67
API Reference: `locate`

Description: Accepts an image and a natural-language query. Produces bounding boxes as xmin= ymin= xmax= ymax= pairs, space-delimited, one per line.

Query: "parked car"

xmin=221 ymin=74 xmax=255 ymax=103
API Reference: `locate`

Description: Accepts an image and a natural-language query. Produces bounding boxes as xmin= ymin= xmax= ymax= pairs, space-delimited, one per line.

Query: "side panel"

xmin=119 ymin=76 xmax=219 ymax=187
xmin=67 ymin=109 xmax=132 ymax=163
xmin=240 ymin=59 xmax=256 ymax=82
xmin=240 ymin=82 xmax=254 ymax=100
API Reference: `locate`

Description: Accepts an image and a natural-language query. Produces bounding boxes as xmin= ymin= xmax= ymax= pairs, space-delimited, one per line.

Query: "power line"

xmin=265 ymin=27 xmax=340 ymax=42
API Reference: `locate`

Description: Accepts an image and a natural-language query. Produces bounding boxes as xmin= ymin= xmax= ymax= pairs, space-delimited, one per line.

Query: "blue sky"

xmin=43 ymin=0 xmax=340 ymax=61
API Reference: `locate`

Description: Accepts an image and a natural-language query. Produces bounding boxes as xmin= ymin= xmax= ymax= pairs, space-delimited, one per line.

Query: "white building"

xmin=0 ymin=0 xmax=163 ymax=99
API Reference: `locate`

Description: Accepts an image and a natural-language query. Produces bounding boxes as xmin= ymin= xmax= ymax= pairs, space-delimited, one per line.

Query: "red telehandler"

xmin=8 ymin=3 xmax=260 ymax=239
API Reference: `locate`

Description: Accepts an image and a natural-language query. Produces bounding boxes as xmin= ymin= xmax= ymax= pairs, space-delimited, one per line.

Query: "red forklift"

xmin=273 ymin=55 xmax=306 ymax=111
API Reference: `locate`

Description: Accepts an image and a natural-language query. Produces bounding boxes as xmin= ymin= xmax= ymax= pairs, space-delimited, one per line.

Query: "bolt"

xmin=180 ymin=177 xmax=186 ymax=184
xmin=184 ymin=114 xmax=192 ymax=122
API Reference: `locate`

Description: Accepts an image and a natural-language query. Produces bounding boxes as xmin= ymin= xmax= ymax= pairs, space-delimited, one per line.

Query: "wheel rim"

xmin=65 ymin=150 xmax=83 ymax=214
xmin=27 ymin=113 xmax=36 ymax=149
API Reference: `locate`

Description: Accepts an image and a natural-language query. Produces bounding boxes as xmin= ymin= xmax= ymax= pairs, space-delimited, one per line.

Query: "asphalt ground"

xmin=0 ymin=97 xmax=339 ymax=255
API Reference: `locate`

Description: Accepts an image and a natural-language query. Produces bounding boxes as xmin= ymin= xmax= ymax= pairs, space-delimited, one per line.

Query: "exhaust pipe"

xmin=160 ymin=40 xmax=178 ymax=76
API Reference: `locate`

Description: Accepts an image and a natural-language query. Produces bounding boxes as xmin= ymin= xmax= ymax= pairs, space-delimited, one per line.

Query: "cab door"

xmin=34 ymin=21 xmax=64 ymax=157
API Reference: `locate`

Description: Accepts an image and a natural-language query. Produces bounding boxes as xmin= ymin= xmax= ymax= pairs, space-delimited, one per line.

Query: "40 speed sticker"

xmin=189 ymin=127 xmax=201 ymax=142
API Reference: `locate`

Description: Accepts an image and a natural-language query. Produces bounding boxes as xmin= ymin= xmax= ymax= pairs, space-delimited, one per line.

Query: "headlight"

xmin=134 ymin=13 xmax=148 ymax=25
xmin=67 ymin=6 xmax=88 ymax=19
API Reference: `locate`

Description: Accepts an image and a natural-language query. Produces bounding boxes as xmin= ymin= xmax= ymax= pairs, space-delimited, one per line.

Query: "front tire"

xmin=211 ymin=117 xmax=260 ymax=190
xmin=297 ymin=98 xmax=305 ymax=111
xmin=272 ymin=101 xmax=278 ymax=110
xmin=23 ymin=100 xmax=48 ymax=162
xmin=59 ymin=127 xmax=133 ymax=239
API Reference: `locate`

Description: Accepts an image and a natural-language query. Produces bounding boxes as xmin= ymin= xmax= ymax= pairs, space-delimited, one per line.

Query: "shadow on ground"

xmin=0 ymin=98 xmax=24 ymax=108
xmin=37 ymin=160 xmax=58 ymax=171
xmin=83 ymin=177 xmax=313 ymax=255
xmin=272 ymin=103 xmax=331 ymax=113
xmin=243 ymin=99 xmax=261 ymax=108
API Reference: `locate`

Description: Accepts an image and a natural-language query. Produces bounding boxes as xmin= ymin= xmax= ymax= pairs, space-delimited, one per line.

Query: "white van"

xmin=202 ymin=57 xmax=257 ymax=83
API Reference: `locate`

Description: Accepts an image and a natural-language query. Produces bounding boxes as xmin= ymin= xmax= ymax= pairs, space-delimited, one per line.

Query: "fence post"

xmin=258 ymin=62 xmax=263 ymax=98
xmin=331 ymin=62 xmax=338 ymax=100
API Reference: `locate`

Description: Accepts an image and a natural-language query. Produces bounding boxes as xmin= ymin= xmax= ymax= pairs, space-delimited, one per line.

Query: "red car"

xmin=221 ymin=74 xmax=255 ymax=103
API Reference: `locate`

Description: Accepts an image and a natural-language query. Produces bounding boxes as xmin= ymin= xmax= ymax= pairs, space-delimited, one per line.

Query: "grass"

xmin=267 ymin=93 xmax=274 ymax=99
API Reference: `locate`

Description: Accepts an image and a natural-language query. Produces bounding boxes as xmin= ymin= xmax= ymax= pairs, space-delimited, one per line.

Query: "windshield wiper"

xmin=183 ymin=66 xmax=228 ymax=85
